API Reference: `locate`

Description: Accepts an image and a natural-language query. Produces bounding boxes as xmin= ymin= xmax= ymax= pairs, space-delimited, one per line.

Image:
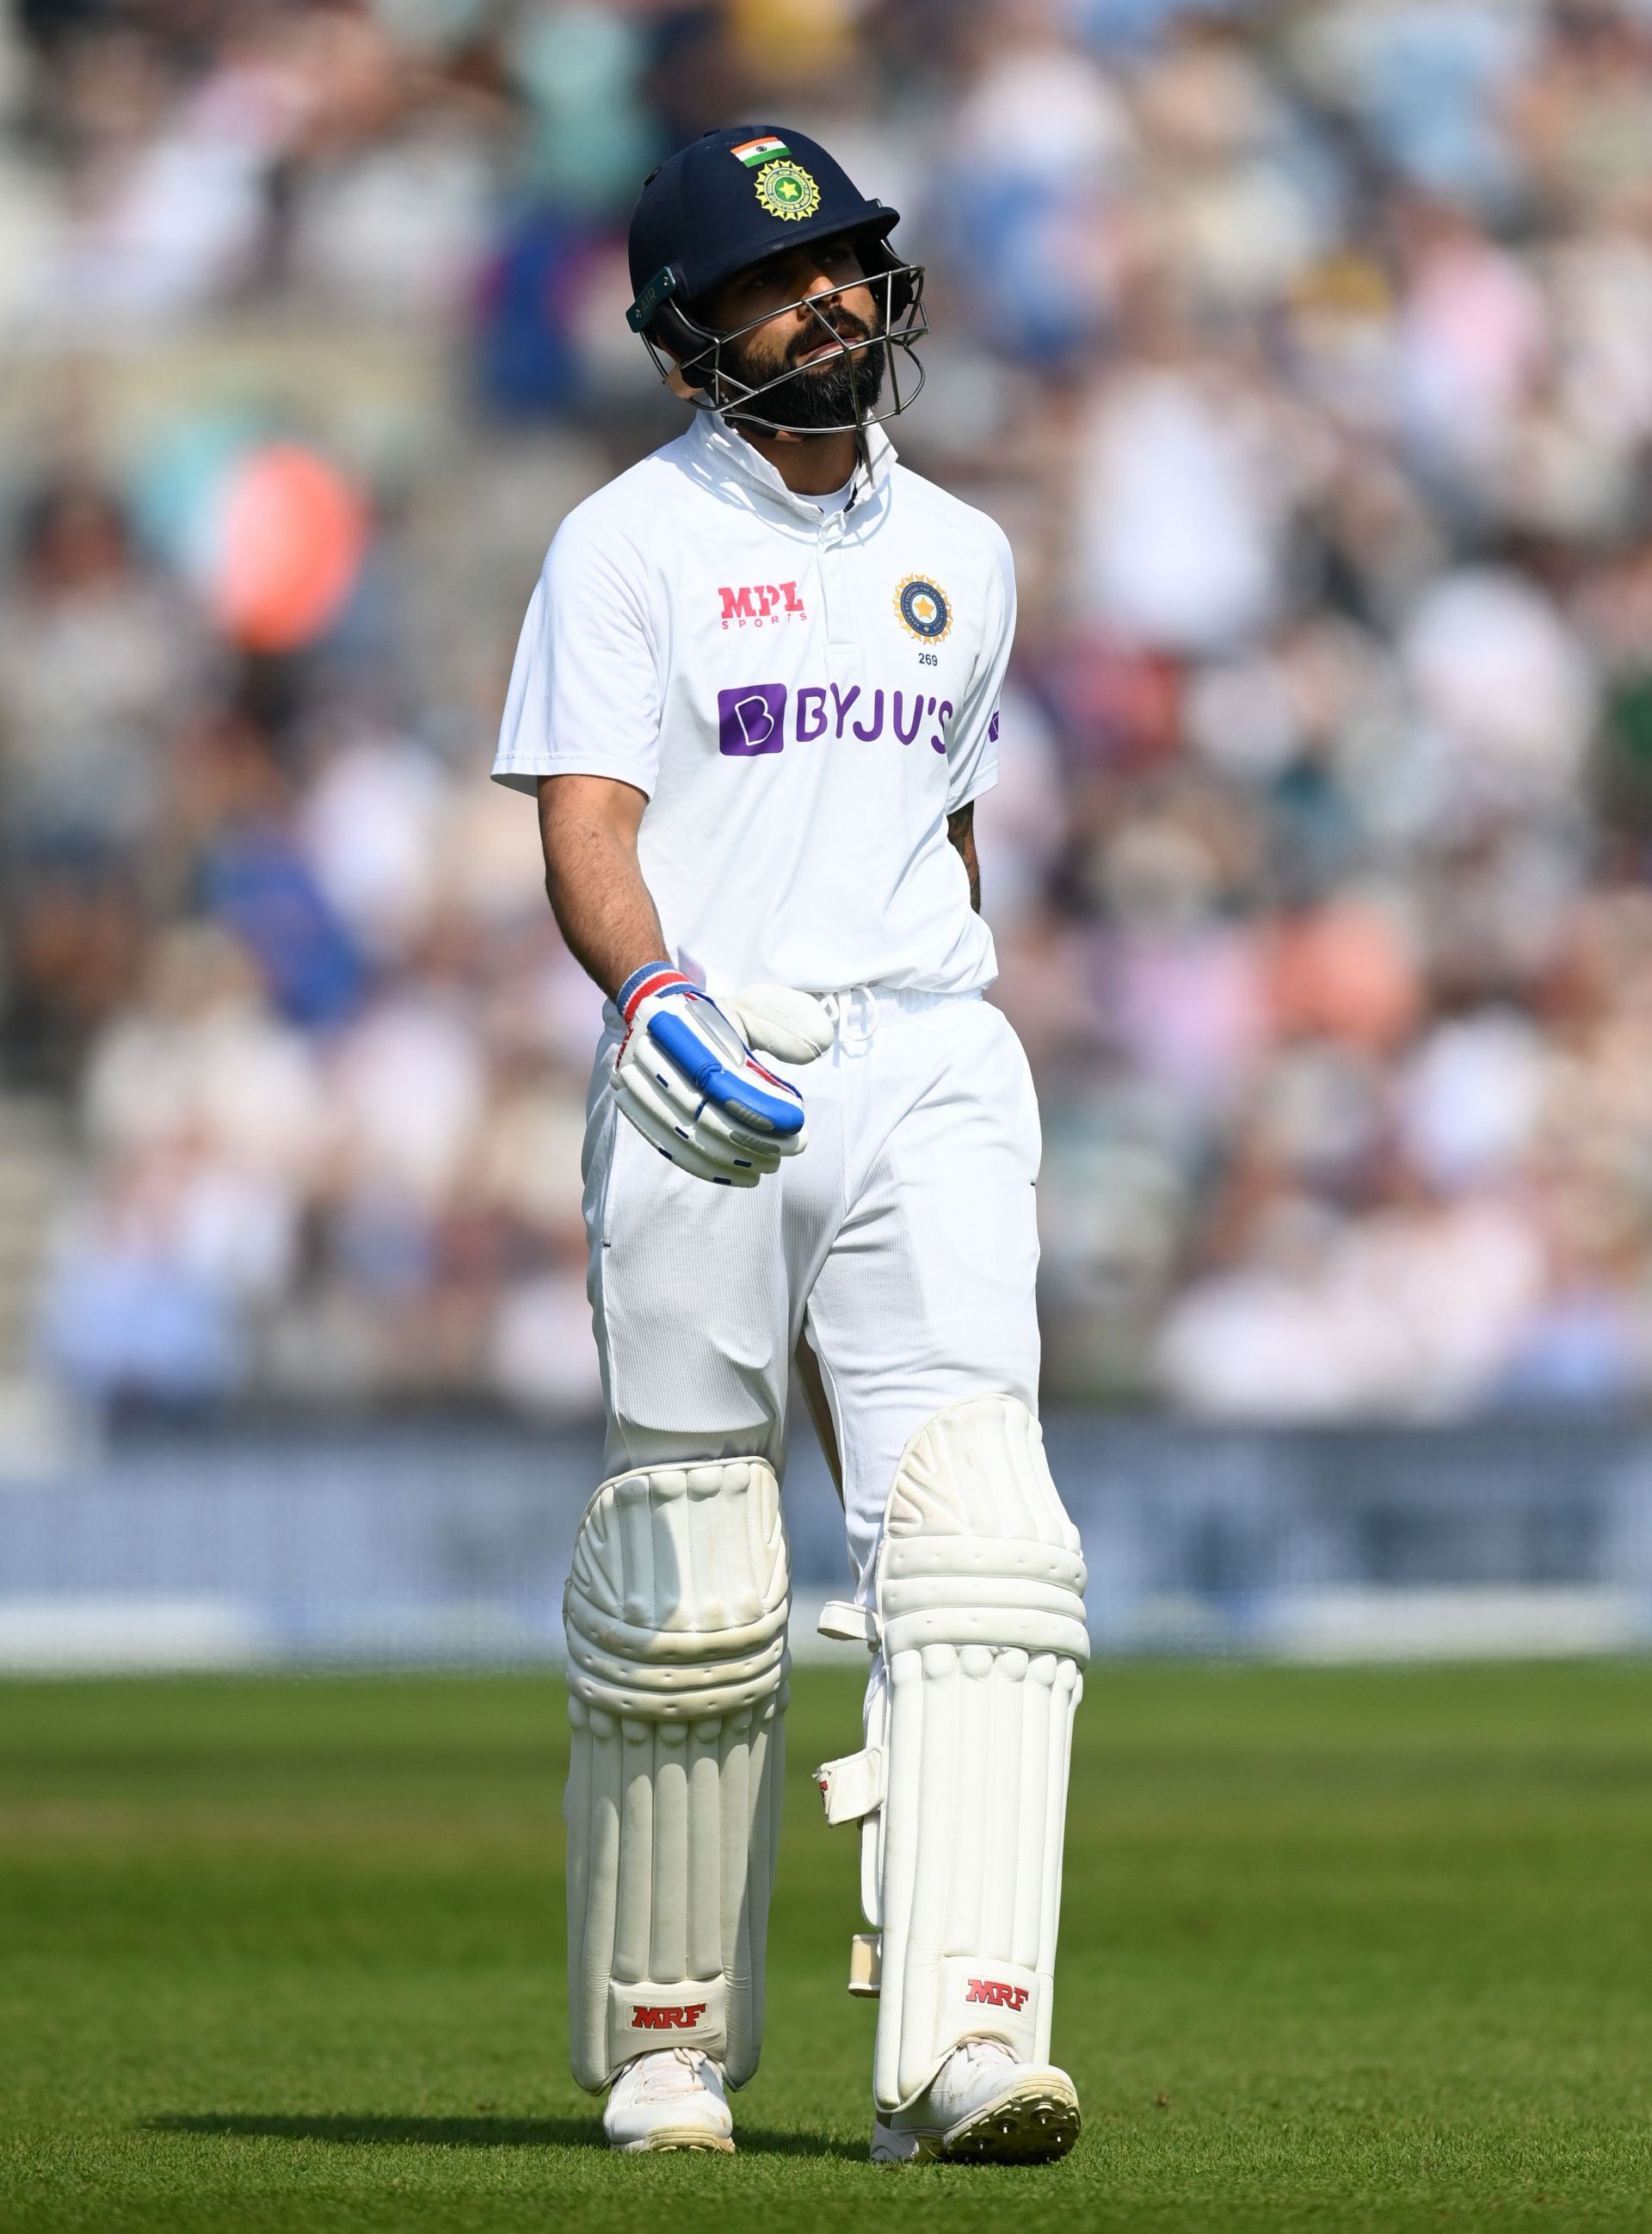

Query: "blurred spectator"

xmin=0 ymin=478 xmax=211 ymax=858
xmin=9 ymin=0 xmax=1652 ymax=1427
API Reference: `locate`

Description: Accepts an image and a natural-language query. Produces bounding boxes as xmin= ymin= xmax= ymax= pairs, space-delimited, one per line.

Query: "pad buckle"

xmin=817 ymin=1599 xmax=878 ymax=1645
xmin=816 ymin=1746 xmax=885 ymax=1825
xmin=848 ymin=1932 xmax=882 ymax=1997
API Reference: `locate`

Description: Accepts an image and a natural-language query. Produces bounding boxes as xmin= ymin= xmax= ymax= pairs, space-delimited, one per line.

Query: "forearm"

xmin=947 ymin=803 xmax=981 ymax=913
xmin=537 ymin=776 xmax=669 ymax=1000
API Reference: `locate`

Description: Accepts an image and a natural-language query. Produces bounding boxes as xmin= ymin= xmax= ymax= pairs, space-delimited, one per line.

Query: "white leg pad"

xmin=821 ymin=1397 xmax=1088 ymax=2114
xmin=563 ymin=1457 xmax=790 ymax=2092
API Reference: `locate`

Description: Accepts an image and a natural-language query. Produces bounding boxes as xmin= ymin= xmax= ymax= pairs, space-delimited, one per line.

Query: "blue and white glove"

xmin=613 ymin=964 xmax=833 ymax=1187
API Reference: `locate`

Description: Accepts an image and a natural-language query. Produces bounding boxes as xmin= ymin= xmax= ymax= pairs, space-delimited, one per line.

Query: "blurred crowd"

xmin=8 ymin=0 xmax=1652 ymax=1422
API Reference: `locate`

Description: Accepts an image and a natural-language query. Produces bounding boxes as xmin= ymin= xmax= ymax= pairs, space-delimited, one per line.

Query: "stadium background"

xmin=3 ymin=10 xmax=1651 ymax=2228
xmin=3 ymin=0 xmax=1652 ymax=1662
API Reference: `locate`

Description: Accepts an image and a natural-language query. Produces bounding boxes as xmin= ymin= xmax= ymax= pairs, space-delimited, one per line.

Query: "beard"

xmin=719 ymin=314 xmax=887 ymax=432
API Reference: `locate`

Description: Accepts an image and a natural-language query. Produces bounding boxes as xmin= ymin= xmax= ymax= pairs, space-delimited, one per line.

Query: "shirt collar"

xmin=687 ymin=406 xmax=897 ymax=523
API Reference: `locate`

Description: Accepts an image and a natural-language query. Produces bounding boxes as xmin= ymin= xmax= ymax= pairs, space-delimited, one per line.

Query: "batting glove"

xmin=612 ymin=964 xmax=831 ymax=1187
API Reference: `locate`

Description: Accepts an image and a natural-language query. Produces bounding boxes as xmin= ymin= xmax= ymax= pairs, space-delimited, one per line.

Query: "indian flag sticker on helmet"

xmin=730 ymin=133 xmax=790 ymax=168
xmin=754 ymin=159 xmax=822 ymax=222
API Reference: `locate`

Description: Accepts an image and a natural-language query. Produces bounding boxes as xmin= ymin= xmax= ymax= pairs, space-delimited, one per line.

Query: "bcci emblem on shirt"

xmin=895 ymin=574 xmax=952 ymax=642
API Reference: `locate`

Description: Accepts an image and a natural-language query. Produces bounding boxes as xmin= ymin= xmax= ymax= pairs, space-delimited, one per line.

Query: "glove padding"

xmin=612 ymin=965 xmax=832 ymax=1187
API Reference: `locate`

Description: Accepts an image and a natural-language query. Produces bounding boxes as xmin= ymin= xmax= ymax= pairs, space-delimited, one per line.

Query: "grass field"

xmin=3 ymin=1662 xmax=1650 ymax=2233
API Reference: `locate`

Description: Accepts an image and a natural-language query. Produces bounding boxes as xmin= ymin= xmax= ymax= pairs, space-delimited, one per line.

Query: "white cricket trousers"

xmin=581 ymin=986 xmax=1043 ymax=1589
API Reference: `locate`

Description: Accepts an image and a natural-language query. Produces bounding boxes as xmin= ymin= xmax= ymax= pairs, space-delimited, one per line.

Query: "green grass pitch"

xmin=3 ymin=1661 xmax=1650 ymax=2233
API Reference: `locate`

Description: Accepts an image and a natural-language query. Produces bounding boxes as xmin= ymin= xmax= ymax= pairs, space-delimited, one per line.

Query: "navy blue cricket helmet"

xmin=625 ymin=124 xmax=927 ymax=436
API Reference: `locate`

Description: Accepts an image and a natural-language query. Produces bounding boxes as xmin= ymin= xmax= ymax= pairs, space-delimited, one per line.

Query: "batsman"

xmin=493 ymin=123 xmax=1088 ymax=2164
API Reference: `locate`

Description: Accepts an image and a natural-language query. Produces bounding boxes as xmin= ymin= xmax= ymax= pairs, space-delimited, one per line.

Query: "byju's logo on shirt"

xmin=718 ymin=685 xmax=788 ymax=756
xmin=719 ymin=581 xmax=806 ymax=628
xmin=718 ymin=682 xmax=954 ymax=757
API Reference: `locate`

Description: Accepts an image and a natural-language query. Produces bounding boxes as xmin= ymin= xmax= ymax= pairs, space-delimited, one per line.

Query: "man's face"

xmin=698 ymin=235 xmax=886 ymax=430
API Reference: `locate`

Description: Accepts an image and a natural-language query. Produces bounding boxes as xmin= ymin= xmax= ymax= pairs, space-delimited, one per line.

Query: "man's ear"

xmin=662 ymin=353 xmax=700 ymax=403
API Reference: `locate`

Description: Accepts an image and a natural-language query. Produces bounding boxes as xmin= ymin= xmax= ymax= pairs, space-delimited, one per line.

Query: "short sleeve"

xmin=490 ymin=503 xmax=662 ymax=799
xmin=944 ymin=524 xmax=1016 ymax=814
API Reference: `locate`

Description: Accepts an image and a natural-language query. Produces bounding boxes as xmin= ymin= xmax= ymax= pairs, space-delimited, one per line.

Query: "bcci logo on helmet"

xmin=754 ymin=159 xmax=821 ymax=223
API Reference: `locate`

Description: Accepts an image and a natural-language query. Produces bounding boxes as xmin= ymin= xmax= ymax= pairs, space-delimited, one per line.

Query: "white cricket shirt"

xmin=492 ymin=409 xmax=1014 ymax=997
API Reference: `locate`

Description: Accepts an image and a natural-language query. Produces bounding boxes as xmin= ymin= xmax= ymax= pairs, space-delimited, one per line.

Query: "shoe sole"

xmin=944 ymin=2074 xmax=1080 ymax=2164
xmin=873 ymin=2071 xmax=1081 ymax=2166
xmin=613 ymin=2130 xmax=735 ymax=2154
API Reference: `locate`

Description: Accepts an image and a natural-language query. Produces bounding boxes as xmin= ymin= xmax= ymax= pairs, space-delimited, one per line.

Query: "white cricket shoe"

xmin=603 ymin=2047 xmax=735 ymax=2153
xmin=871 ymin=2038 xmax=1080 ymax=2165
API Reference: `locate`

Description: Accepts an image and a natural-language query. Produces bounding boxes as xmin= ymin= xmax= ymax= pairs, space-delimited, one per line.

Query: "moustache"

xmin=787 ymin=315 xmax=876 ymax=367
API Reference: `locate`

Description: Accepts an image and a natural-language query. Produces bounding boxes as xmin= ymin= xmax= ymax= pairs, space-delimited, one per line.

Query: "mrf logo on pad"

xmin=965 ymin=1978 xmax=1030 ymax=2012
xmin=631 ymin=2003 xmax=709 ymax=2030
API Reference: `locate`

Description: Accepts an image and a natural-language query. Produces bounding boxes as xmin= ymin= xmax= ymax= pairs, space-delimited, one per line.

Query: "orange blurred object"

xmin=1266 ymin=898 xmax=1421 ymax=1052
xmin=214 ymin=444 xmax=368 ymax=653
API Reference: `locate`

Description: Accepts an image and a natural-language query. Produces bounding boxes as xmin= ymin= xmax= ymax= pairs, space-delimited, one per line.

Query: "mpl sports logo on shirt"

xmin=718 ymin=682 xmax=954 ymax=757
xmin=719 ymin=581 xmax=806 ymax=629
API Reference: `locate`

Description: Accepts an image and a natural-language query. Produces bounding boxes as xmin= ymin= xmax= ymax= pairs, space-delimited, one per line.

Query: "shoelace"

xmin=931 ymin=2037 xmax=1019 ymax=2103
xmin=627 ymin=2047 xmax=713 ymax=2102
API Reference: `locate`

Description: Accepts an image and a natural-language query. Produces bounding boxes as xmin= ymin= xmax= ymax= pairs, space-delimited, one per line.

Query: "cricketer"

xmin=493 ymin=121 xmax=1088 ymax=2165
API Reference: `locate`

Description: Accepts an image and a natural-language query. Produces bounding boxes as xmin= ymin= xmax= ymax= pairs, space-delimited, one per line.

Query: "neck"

xmin=733 ymin=423 xmax=860 ymax=496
